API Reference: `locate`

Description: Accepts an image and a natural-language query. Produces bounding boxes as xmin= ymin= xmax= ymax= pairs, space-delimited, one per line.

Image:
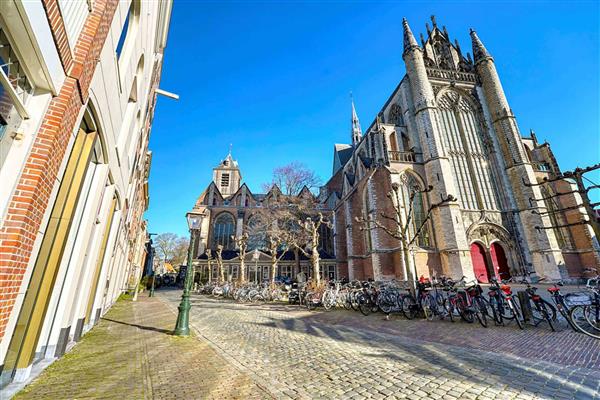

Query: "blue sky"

xmin=147 ymin=1 xmax=599 ymax=236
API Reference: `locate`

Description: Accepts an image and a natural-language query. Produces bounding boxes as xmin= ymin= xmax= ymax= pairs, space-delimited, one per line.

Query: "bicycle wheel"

xmin=530 ymin=299 xmax=554 ymax=331
xmin=508 ymin=298 xmax=524 ymax=330
xmin=443 ymin=298 xmax=455 ymax=322
xmin=455 ymin=296 xmax=473 ymax=323
xmin=422 ymin=294 xmax=434 ymax=321
xmin=570 ymin=304 xmax=600 ymax=339
xmin=475 ymin=298 xmax=488 ymax=328
xmin=377 ymin=293 xmax=394 ymax=315
xmin=350 ymin=292 xmax=360 ymax=311
xmin=358 ymin=293 xmax=372 ymax=316
xmin=401 ymin=294 xmax=418 ymax=320
xmin=342 ymin=292 xmax=353 ymax=310
xmin=488 ymin=296 xmax=502 ymax=325
xmin=322 ymin=291 xmax=334 ymax=311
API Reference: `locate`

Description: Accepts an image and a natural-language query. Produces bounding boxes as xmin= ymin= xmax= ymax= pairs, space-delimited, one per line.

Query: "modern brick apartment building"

xmin=324 ymin=17 xmax=600 ymax=284
xmin=0 ymin=0 xmax=172 ymax=386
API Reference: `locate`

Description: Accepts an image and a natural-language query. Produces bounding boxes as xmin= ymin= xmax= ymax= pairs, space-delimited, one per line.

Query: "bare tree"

xmin=205 ymin=249 xmax=213 ymax=283
xmin=246 ymin=199 xmax=292 ymax=285
xmin=233 ymin=233 xmax=249 ymax=283
xmin=262 ymin=162 xmax=321 ymax=196
xmin=356 ymin=183 xmax=455 ymax=286
xmin=171 ymin=236 xmax=189 ymax=267
xmin=290 ymin=212 xmax=330 ymax=287
xmin=215 ymin=245 xmax=225 ymax=282
xmin=154 ymin=233 xmax=188 ymax=267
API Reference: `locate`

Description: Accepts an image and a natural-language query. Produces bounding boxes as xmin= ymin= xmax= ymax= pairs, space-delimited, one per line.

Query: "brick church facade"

xmin=323 ymin=17 xmax=600 ymax=283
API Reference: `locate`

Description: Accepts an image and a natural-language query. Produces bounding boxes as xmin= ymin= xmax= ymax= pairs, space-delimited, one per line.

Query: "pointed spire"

xmin=402 ymin=18 xmax=420 ymax=54
xmin=470 ymin=29 xmax=492 ymax=63
xmin=430 ymin=15 xmax=437 ymax=29
xmin=350 ymin=93 xmax=362 ymax=146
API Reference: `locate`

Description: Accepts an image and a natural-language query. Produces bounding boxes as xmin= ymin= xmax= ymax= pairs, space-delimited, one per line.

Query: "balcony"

xmin=388 ymin=151 xmax=420 ymax=163
xmin=532 ymin=161 xmax=551 ymax=172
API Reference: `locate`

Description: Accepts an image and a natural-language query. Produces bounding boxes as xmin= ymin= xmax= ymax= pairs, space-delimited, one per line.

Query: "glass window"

xmin=115 ymin=8 xmax=130 ymax=59
xmin=400 ymin=174 xmax=431 ymax=248
xmin=211 ymin=213 xmax=235 ymax=249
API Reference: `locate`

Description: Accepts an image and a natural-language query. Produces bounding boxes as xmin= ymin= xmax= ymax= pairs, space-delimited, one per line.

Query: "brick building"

xmin=324 ymin=17 xmax=600 ymax=283
xmin=190 ymin=151 xmax=336 ymax=282
xmin=0 ymin=0 xmax=172 ymax=387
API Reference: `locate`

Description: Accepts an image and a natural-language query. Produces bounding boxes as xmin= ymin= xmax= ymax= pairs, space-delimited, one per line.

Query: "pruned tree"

xmin=205 ymin=249 xmax=213 ymax=283
xmin=356 ymin=183 xmax=455 ymax=286
xmin=233 ymin=233 xmax=249 ymax=283
xmin=262 ymin=161 xmax=321 ymax=196
xmin=246 ymin=199 xmax=293 ymax=285
xmin=290 ymin=212 xmax=330 ymax=287
xmin=215 ymin=245 xmax=225 ymax=282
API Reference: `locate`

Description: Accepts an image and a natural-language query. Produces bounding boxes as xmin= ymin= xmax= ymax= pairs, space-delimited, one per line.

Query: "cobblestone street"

xmin=13 ymin=289 xmax=600 ymax=400
xmin=161 ymin=291 xmax=599 ymax=400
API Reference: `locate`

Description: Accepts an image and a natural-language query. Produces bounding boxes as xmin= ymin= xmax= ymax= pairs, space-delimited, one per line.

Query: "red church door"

xmin=470 ymin=242 xmax=491 ymax=283
xmin=490 ymin=242 xmax=511 ymax=281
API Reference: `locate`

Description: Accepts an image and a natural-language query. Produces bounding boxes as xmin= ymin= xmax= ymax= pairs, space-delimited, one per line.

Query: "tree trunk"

xmin=271 ymin=253 xmax=278 ymax=287
xmin=312 ymin=247 xmax=321 ymax=287
xmin=239 ymin=257 xmax=246 ymax=284
xmin=218 ymin=260 xmax=225 ymax=282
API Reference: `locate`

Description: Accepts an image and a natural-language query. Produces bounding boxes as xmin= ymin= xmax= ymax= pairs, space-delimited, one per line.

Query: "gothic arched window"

xmin=212 ymin=213 xmax=235 ymax=249
xmin=363 ymin=187 xmax=373 ymax=252
xmin=437 ymin=90 xmax=499 ymax=211
xmin=399 ymin=173 xmax=431 ymax=248
xmin=389 ymin=103 xmax=404 ymax=126
xmin=246 ymin=215 xmax=266 ymax=250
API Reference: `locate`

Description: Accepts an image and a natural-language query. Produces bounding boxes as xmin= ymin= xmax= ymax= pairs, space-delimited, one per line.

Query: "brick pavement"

xmin=12 ymin=295 xmax=270 ymax=400
xmin=13 ymin=290 xmax=600 ymax=400
xmin=158 ymin=291 xmax=600 ymax=400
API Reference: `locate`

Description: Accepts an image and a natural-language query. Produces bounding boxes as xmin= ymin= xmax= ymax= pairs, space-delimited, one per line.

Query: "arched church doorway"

xmin=470 ymin=242 xmax=491 ymax=283
xmin=490 ymin=242 xmax=511 ymax=280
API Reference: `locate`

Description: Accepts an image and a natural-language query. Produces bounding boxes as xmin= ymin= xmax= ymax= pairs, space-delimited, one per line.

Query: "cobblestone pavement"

xmin=13 ymin=295 xmax=270 ymax=400
xmin=158 ymin=291 xmax=600 ymax=400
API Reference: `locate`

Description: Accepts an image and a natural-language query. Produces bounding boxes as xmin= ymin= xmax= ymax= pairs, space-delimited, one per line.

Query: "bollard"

xmin=517 ymin=291 xmax=532 ymax=322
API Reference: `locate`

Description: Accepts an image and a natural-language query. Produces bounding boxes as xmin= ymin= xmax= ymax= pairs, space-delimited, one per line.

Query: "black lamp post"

xmin=174 ymin=210 xmax=204 ymax=336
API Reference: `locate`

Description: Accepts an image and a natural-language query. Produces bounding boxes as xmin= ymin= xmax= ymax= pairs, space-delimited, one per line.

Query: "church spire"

xmin=402 ymin=18 xmax=420 ymax=55
xmin=350 ymin=93 xmax=362 ymax=146
xmin=470 ymin=29 xmax=492 ymax=64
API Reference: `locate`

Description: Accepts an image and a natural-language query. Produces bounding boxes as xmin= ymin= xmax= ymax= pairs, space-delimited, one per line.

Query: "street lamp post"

xmin=174 ymin=210 xmax=204 ymax=336
xmin=149 ymin=264 xmax=156 ymax=297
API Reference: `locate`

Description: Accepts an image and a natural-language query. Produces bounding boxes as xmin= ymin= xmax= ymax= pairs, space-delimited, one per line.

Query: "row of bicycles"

xmin=196 ymin=281 xmax=286 ymax=302
xmin=296 ymin=275 xmax=600 ymax=340
xmin=194 ymin=274 xmax=599 ymax=340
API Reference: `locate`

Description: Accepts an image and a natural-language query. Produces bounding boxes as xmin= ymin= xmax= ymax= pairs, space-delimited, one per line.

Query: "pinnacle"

xmin=470 ymin=29 xmax=492 ymax=63
xmin=402 ymin=17 xmax=420 ymax=54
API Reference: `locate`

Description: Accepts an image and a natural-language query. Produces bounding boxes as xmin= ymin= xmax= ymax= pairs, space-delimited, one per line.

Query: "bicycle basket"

xmin=564 ymin=292 xmax=593 ymax=306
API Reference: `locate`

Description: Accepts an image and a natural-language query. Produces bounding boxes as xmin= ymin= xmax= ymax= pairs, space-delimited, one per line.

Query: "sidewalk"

xmin=12 ymin=292 xmax=270 ymax=400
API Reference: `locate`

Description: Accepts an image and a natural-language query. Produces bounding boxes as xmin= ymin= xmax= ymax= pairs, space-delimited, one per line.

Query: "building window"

xmin=247 ymin=216 xmax=266 ymax=250
xmin=212 ymin=213 xmax=235 ymax=249
xmin=115 ymin=1 xmax=140 ymax=61
xmin=363 ymin=188 xmax=373 ymax=252
xmin=0 ymin=26 xmax=33 ymax=121
xmin=400 ymin=173 xmax=431 ymax=248
xmin=221 ymin=173 xmax=230 ymax=187
xmin=437 ymin=91 xmax=499 ymax=211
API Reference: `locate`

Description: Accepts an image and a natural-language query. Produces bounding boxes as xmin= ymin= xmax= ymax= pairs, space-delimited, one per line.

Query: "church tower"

xmin=212 ymin=149 xmax=242 ymax=197
xmin=470 ymin=30 xmax=564 ymax=278
xmin=401 ymin=17 xmax=475 ymax=279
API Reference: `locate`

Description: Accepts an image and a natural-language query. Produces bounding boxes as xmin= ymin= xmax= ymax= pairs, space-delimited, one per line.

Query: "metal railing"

xmin=389 ymin=151 xmax=418 ymax=163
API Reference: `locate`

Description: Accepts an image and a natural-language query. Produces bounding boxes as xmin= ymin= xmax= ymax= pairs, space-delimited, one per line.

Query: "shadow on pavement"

xmin=101 ymin=317 xmax=173 ymax=335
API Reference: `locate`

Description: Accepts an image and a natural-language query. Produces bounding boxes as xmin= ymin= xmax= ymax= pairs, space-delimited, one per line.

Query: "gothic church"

xmin=323 ymin=16 xmax=599 ymax=283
